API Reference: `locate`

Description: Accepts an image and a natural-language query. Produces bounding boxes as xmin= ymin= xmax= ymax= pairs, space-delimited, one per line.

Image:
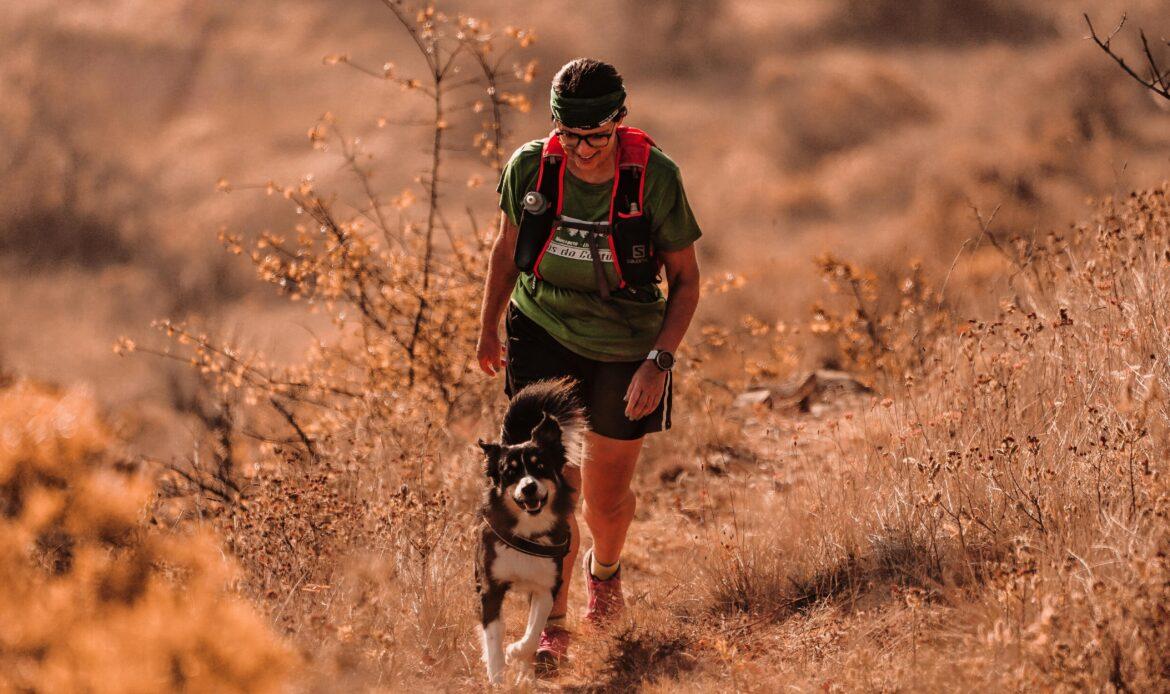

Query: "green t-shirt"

xmin=497 ymin=138 xmax=702 ymax=361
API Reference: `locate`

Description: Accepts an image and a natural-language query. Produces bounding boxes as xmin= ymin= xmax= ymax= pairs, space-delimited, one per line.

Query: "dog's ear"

xmin=530 ymin=413 xmax=562 ymax=449
xmin=478 ymin=439 xmax=503 ymax=481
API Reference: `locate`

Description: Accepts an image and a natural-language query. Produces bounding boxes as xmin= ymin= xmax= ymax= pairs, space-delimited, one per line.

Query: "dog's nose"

xmin=519 ymin=479 xmax=539 ymax=497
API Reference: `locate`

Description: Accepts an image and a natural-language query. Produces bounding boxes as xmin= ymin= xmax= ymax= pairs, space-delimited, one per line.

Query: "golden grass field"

xmin=2 ymin=0 xmax=1170 ymax=691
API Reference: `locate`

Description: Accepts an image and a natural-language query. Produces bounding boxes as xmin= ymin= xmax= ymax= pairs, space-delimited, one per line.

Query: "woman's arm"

xmin=650 ymin=244 xmax=701 ymax=354
xmin=476 ymin=211 xmax=521 ymax=376
xmin=624 ymin=244 xmax=701 ymax=419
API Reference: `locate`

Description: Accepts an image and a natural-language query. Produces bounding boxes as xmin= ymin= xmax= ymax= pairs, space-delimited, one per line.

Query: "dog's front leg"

xmin=481 ymin=586 xmax=507 ymax=685
xmin=506 ymin=589 xmax=554 ymax=664
xmin=482 ymin=619 xmax=505 ymax=684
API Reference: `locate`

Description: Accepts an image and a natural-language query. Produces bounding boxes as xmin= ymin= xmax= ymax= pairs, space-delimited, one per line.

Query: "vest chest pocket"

xmin=613 ymin=213 xmax=657 ymax=286
xmin=516 ymin=207 xmax=557 ymax=272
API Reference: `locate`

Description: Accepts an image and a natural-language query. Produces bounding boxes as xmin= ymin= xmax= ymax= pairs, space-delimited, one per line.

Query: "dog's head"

xmin=478 ymin=413 xmax=567 ymax=516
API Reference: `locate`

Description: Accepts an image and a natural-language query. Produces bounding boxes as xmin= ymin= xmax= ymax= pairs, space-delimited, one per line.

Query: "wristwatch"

xmin=646 ymin=349 xmax=674 ymax=372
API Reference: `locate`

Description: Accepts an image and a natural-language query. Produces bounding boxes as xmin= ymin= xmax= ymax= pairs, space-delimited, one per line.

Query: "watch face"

xmin=654 ymin=351 xmax=674 ymax=371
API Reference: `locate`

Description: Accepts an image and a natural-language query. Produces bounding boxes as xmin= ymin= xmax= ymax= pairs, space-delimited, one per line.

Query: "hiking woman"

xmin=476 ymin=57 xmax=702 ymax=670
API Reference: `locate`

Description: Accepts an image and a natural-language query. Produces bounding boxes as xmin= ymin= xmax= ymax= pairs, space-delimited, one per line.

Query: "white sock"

xmin=590 ymin=553 xmax=620 ymax=581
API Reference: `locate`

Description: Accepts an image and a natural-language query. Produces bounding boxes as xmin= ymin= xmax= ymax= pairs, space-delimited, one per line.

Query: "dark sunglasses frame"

xmin=553 ymin=124 xmax=618 ymax=149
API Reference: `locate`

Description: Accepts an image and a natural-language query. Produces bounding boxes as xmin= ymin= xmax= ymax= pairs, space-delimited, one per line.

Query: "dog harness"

xmin=481 ymin=512 xmax=570 ymax=559
xmin=514 ymin=126 xmax=659 ymax=300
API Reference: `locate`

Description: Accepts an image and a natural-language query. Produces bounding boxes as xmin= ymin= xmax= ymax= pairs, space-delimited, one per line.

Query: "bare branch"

xmin=269 ymin=397 xmax=320 ymax=461
xmin=1139 ymin=30 xmax=1169 ymax=93
xmin=1085 ymin=13 xmax=1170 ymax=101
xmin=378 ymin=0 xmax=437 ymax=74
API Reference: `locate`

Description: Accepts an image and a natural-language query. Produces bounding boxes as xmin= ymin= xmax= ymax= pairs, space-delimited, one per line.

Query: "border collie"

xmin=476 ymin=377 xmax=586 ymax=684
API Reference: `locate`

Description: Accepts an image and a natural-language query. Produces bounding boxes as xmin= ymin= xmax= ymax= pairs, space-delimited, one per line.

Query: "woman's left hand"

xmin=624 ymin=360 xmax=668 ymax=420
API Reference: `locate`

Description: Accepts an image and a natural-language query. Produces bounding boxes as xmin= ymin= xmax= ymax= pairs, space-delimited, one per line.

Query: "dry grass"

xmin=111 ymin=183 xmax=1166 ymax=691
xmin=670 ymin=185 xmax=1170 ymax=690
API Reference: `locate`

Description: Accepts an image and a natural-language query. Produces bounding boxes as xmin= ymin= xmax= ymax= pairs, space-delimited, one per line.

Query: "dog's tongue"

xmin=519 ymin=498 xmax=543 ymax=514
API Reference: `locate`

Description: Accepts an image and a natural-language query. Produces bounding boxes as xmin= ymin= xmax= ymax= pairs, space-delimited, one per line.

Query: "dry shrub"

xmin=928 ymin=193 xmax=1170 ymax=692
xmin=877 ymin=186 xmax=1170 ymax=570
xmin=120 ymin=7 xmax=538 ymax=687
xmin=822 ymin=0 xmax=1057 ymax=46
xmin=768 ymin=66 xmax=933 ymax=170
xmin=810 ymin=254 xmax=949 ymax=384
xmin=575 ymin=624 xmax=696 ymax=693
xmin=1 ymin=24 xmax=155 ymax=270
xmin=914 ymin=187 xmax=1167 ymax=683
xmin=699 ymin=520 xmax=794 ymax=617
xmin=970 ymin=186 xmax=1170 ymax=690
xmin=220 ymin=449 xmax=482 ymax=687
xmin=0 ymin=380 xmax=289 ymax=692
xmin=1 ymin=210 xmax=134 ymax=269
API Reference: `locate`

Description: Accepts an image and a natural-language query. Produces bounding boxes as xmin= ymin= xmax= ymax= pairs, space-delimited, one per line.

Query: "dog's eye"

xmin=528 ymin=454 xmax=537 ymax=464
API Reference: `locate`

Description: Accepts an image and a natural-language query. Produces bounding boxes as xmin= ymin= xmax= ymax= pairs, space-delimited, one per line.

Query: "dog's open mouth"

xmin=516 ymin=497 xmax=546 ymax=515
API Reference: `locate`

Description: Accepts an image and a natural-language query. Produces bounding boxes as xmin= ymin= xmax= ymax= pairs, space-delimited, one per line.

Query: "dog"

xmin=476 ymin=377 xmax=586 ymax=684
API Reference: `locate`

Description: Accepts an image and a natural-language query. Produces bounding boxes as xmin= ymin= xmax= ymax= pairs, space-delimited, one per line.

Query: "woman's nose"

xmin=575 ymin=141 xmax=597 ymax=157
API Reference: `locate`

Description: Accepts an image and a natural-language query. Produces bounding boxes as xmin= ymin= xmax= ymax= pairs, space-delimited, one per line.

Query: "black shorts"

xmin=504 ymin=303 xmax=672 ymax=441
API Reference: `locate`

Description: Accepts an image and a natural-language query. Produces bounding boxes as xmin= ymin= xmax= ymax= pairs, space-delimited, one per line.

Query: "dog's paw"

xmin=486 ymin=667 xmax=504 ymax=686
xmin=512 ymin=664 xmax=537 ymax=686
xmin=506 ymin=640 xmax=535 ymax=664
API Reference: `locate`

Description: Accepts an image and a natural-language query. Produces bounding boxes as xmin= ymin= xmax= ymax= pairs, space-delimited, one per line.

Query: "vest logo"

xmin=631 ymin=245 xmax=647 ymax=261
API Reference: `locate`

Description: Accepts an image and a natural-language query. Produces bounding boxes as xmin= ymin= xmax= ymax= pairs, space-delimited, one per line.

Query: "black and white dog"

xmin=476 ymin=377 xmax=586 ymax=684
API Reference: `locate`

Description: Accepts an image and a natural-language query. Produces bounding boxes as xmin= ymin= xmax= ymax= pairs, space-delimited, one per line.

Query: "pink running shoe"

xmin=534 ymin=623 xmax=570 ymax=675
xmin=582 ymin=549 xmax=625 ymax=626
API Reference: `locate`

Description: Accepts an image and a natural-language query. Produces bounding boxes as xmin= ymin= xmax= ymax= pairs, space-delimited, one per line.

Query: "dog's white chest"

xmin=491 ymin=545 xmax=557 ymax=593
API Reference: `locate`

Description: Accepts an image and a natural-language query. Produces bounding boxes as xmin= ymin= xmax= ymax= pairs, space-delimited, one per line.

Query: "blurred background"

xmin=3 ymin=0 xmax=1168 ymax=457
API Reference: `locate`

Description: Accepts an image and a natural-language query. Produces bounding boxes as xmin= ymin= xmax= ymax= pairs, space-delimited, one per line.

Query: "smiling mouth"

xmin=516 ymin=497 xmax=546 ymax=515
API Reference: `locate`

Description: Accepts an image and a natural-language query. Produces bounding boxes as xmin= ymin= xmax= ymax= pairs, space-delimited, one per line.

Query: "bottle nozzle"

xmin=522 ymin=191 xmax=549 ymax=215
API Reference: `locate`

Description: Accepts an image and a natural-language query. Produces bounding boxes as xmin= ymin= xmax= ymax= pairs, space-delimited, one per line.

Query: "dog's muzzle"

xmin=513 ymin=477 xmax=547 ymax=515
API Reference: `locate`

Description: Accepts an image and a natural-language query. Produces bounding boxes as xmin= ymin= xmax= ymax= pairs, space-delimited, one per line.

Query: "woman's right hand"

xmin=476 ymin=328 xmax=506 ymax=376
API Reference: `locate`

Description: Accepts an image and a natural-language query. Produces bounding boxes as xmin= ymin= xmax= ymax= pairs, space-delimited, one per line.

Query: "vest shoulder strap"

xmin=615 ymin=126 xmax=655 ymax=168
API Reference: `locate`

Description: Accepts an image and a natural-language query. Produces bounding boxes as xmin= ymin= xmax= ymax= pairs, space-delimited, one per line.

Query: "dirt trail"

xmin=525 ymin=388 xmax=919 ymax=691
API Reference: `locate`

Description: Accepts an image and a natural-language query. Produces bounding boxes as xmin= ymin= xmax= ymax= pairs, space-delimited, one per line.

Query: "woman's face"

xmin=555 ymin=119 xmax=622 ymax=174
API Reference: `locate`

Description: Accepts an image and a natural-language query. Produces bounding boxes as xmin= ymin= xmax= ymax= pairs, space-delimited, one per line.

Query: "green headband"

xmin=549 ymin=88 xmax=626 ymax=129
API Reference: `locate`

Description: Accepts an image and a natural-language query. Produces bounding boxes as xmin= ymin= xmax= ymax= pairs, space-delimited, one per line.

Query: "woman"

xmin=476 ymin=57 xmax=702 ymax=670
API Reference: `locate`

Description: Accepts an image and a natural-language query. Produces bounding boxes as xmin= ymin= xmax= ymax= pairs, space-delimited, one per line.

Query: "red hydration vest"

xmin=514 ymin=126 xmax=659 ymax=295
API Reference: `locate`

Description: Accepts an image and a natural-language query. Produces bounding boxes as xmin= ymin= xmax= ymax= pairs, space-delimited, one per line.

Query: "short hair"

xmin=552 ymin=58 xmax=624 ymax=98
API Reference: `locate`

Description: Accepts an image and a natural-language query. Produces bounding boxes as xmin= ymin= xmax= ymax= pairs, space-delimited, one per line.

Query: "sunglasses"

xmin=554 ymin=123 xmax=618 ymax=149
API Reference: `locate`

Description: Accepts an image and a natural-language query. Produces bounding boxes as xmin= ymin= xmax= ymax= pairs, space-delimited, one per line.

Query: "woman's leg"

xmin=581 ymin=432 xmax=643 ymax=565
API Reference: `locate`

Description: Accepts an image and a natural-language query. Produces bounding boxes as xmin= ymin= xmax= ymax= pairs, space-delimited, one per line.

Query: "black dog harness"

xmin=482 ymin=513 xmax=570 ymax=559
